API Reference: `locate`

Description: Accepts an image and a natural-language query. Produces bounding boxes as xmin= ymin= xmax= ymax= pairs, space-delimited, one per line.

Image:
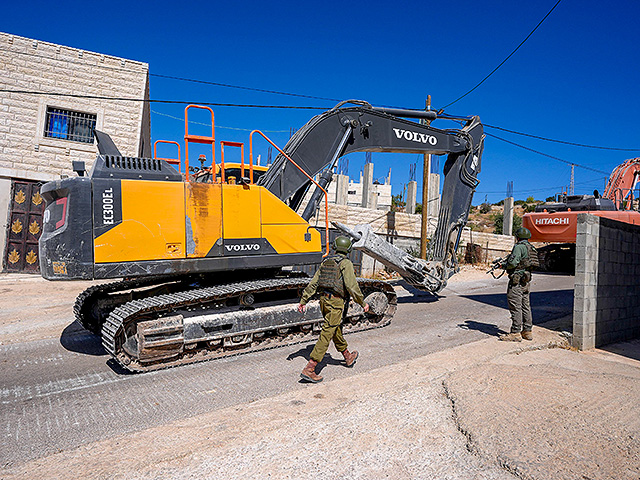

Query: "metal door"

xmin=4 ymin=180 xmax=44 ymax=273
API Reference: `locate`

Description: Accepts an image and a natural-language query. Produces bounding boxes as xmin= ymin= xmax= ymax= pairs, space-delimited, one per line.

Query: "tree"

xmin=492 ymin=213 xmax=522 ymax=235
xmin=545 ymin=196 xmax=556 ymax=202
xmin=415 ymin=203 xmax=422 ymax=214
xmin=479 ymin=202 xmax=492 ymax=214
xmin=526 ymin=196 xmax=535 ymax=203
xmin=391 ymin=194 xmax=405 ymax=212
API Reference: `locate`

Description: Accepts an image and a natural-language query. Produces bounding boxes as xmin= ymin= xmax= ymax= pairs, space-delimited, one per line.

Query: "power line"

xmin=486 ymin=132 xmax=610 ymax=175
xmin=4 ymin=84 xmax=640 ymax=154
xmin=150 ymin=73 xmax=340 ymax=103
xmin=0 ymin=89 xmax=326 ymax=109
xmin=476 ymin=176 xmax=607 ymax=195
xmin=151 ymin=110 xmax=290 ymax=132
xmin=485 ymin=124 xmax=640 ymax=152
xmin=442 ymin=0 xmax=563 ymax=110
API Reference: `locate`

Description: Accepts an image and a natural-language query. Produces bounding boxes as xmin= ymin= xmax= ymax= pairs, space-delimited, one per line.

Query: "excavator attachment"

xmin=334 ymin=222 xmax=449 ymax=292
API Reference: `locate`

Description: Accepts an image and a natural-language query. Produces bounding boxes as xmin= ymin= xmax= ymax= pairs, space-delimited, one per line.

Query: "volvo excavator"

xmin=39 ymin=100 xmax=484 ymax=372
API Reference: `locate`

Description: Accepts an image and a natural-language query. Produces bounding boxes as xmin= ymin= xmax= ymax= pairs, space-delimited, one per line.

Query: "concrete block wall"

xmin=0 ymin=32 xmax=150 ymax=182
xmin=573 ymin=214 xmax=640 ymax=350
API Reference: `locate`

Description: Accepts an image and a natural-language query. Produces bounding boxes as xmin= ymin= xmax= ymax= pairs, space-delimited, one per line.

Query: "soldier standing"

xmin=297 ymin=236 xmax=369 ymax=383
xmin=499 ymin=227 xmax=537 ymax=342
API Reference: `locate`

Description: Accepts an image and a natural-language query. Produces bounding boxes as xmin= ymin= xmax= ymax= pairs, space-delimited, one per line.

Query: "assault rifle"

xmin=486 ymin=257 xmax=506 ymax=279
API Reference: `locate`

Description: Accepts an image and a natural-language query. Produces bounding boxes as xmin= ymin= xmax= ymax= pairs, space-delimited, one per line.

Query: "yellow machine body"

xmin=94 ymin=180 xmax=321 ymax=266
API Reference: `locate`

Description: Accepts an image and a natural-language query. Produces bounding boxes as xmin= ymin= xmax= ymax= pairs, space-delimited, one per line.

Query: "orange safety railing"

xmin=219 ymin=141 xmax=245 ymax=184
xmin=153 ymin=140 xmax=181 ymax=172
xmin=250 ymin=129 xmax=330 ymax=257
xmin=184 ymin=105 xmax=215 ymax=182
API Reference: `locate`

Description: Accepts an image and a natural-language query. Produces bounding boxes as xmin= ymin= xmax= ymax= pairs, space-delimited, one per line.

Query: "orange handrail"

xmin=184 ymin=105 xmax=215 ymax=182
xmin=153 ymin=140 xmax=181 ymax=172
xmin=220 ymin=141 xmax=245 ymax=184
xmin=250 ymin=129 xmax=330 ymax=257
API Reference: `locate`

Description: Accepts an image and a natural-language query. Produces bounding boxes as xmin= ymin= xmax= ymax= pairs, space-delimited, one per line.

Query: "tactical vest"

xmin=317 ymin=255 xmax=347 ymax=298
xmin=516 ymin=241 xmax=540 ymax=271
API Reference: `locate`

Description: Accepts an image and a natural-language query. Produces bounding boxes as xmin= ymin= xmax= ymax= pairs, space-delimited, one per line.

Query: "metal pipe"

xmin=371 ymin=106 xmax=437 ymax=121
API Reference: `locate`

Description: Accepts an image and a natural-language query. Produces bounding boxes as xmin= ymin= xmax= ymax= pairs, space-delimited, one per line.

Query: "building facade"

xmin=0 ymin=32 xmax=150 ymax=272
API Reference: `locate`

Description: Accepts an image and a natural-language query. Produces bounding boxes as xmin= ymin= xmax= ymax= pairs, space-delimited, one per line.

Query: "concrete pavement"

xmin=3 ymin=316 xmax=639 ymax=480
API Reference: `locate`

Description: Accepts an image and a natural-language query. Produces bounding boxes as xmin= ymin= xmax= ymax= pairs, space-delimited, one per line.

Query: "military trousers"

xmin=310 ymin=295 xmax=348 ymax=363
xmin=507 ymin=280 xmax=532 ymax=333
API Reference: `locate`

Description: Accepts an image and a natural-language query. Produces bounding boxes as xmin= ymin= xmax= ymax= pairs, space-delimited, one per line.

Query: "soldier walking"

xmin=499 ymin=227 xmax=538 ymax=342
xmin=297 ymin=236 xmax=369 ymax=383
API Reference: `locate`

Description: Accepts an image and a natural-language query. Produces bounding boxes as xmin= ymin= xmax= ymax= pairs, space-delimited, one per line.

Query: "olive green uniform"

xmin=300 ymin=254 xmax=365 ymax=363
xmin=505 ymin=240 xmax=533 ymax=334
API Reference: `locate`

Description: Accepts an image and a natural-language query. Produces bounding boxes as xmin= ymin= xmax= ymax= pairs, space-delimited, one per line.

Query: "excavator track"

xmin=73 ymin=275 xmax=193 ymax=335
xmin=100 ymin=277 xmax=397 ymax=373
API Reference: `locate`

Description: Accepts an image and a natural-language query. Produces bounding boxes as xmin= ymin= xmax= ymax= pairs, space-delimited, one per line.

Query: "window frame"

xmin=43 ymin=106 xmax=97 ymax=144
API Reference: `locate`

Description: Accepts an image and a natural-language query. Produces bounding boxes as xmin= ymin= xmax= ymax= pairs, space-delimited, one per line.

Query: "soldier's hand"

xmin=363 ymin=303 xmax=370 ymax=313
xmin=297 ymin=304 xmax=306 ymax=313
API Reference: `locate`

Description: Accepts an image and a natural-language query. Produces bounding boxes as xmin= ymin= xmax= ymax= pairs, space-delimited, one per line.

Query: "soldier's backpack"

xmin=317 ymin=255 xmax=347 ymax=297
xmin=521 ymin=241 xmax=540 ymax=270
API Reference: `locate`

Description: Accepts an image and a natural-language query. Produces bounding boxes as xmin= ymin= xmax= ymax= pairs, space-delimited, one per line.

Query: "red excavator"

xmin=522 ymin=157 xmax=640 ymax=271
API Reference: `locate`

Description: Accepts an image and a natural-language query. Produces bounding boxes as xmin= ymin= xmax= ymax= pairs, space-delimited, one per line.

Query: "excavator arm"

xmin=603 ymin=157 xmax=640 ymax=210
xmin=259 ymin=100 xmax=485 ymax=293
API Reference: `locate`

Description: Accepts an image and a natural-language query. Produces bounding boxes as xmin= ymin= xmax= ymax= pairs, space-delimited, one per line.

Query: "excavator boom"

xmin=260 ymin=100 xmax=485 ymax=291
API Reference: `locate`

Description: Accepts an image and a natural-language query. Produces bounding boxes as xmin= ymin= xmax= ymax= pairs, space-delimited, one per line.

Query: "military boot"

xmin=300 ymin=359 xmax=323 ymax=383
xmin=342 ymin=349 xmax=359 ymax=367
xmin=521 ymin=330 xmax=533 ymax=341
xmin=499 ymin=332 xmax=522 ymax=342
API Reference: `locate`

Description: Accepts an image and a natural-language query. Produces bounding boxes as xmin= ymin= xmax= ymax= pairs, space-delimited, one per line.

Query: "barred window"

xmin=44 ymin=107 xmax=97 ymax=144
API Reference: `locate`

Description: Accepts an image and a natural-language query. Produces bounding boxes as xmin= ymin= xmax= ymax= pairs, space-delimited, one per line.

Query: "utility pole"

xmin=420 ymin=96 xmax=431 ymax=259
xmin=570 ymin=164 xmax=575 ymax=196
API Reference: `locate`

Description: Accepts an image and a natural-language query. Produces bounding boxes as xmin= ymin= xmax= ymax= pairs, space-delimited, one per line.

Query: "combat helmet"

xmin=515 ymin=227 xmax=531 ymax=239
xmin=333 ymin=236 xmax=352 ymax=254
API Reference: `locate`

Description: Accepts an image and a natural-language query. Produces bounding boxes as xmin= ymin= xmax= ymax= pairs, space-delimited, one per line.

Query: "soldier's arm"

xmin=506 ymin=244 xmax=525 ymax=269
xmin=341 ymin=260 xmax=365 ymax=307
xmin=299 ymin=268 xmax=321 ymax=306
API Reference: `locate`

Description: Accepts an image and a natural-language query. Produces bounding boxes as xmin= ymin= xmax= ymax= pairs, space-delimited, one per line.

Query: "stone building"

xmin=0 ymin=32 xmax=150 ymax=272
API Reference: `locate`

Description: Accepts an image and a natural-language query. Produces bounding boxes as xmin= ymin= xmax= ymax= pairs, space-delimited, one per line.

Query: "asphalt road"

xmin=0 ymin=272 xmax=574 ymax=468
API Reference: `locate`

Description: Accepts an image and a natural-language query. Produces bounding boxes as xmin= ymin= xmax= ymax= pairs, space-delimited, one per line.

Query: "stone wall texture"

xmin=0 ymin=32 xmax=150 ymax=182
xmin=573 ymin=214 xmax=640 ymax=349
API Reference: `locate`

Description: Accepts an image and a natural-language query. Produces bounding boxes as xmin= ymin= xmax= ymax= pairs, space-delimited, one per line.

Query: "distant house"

xmin=0 ymin=32 xmax=150 ymax=272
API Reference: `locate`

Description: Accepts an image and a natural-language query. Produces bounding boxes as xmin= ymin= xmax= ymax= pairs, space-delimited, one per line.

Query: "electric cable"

xmin=486 ymin=132 xmax=609 ymax=175
xmin=151 ymin=110 xmax=290 ymax=133
xmin=150 ymin=73 xmax=340 ymax=102
xmin=0 ymin=89 xmax=326 ymax=109
xmin=441 ymin=0 xmax=563 ymax=110
xmin=476 ymin=176 xmax=607 ymax=195
xmin=485 ymin=124 xmax=640 ymax=152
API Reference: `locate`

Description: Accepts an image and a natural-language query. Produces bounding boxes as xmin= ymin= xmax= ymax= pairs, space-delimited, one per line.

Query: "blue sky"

xmin=3 ymin=0 xmax=639 ymax=204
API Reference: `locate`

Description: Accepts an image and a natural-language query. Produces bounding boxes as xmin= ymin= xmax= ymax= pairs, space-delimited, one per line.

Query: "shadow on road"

xmin=458 ymin=320 xmax=507 ymax=337
xmin=395 ymin=281 xmax=440 ymax=304
xmin=59 ymin=321 xmax=107 ymax=356
xmin=600 ymin=341 xmax=640 ymax=362
xmin=287 ymin=344 xmax=345 ymax=381
xmin=459 ymin=289 xmax=575 ymax=324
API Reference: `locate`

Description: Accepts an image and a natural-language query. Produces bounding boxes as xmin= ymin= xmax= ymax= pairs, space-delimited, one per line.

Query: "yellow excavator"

xmin=39 ymin=100 xmax=484 ymax=372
